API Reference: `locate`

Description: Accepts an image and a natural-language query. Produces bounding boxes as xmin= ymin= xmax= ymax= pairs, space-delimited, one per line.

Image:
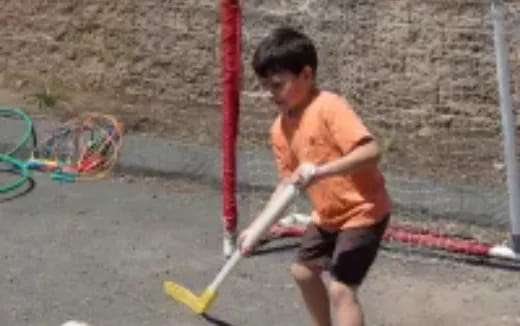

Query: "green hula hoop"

xmin=0 ymin=106 xmax=37 ymax=157
xmin=0 ymin=153 xmax=30 ymax=194
xmin=0 ymin=107 xmax=35 ymax=194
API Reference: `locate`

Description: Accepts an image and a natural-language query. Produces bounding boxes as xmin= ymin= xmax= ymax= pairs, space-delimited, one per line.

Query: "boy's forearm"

xmin=315 ymin=140 xmax=381 ymax=179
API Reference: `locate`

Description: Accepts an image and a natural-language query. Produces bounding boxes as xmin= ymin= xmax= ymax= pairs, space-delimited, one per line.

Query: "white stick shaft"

xmin=208 ymin=249 xmax=242 ymax=292
xmin=208 ymin=183 xmax=299 ymax=291
xmin=241 ymin=183 xmax=298 ymax=249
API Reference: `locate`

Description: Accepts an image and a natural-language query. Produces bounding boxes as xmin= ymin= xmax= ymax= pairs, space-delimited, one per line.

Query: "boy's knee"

xmin=290 ymin=262 xmax=322 ymax=283
xmin=328 ymin=280 xmax=358 ymax=307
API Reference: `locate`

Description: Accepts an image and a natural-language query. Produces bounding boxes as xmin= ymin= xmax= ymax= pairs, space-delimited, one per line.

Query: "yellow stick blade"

xmin=163 ymin=281 xmax=217 ymax=314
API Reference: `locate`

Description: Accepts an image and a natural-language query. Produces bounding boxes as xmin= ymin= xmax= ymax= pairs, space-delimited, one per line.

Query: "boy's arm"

xmin=313 ymin=96 xmax=382 ymax=180
xmin=238 ymin=178 xmax=293 ymax=255
xmin=256 ymin=133 xmax=297 ymax=223
xmin=314 ymin=137 xmax=380 ymax=179
xmin=238 ymin=129 xmax=297 ymax=254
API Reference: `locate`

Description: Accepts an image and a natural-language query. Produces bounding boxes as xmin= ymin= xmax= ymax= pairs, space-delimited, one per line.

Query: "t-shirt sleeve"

xmin=270 ymin=124 xmax=296 ymax=179
xmin=322 ymin=95 xmax=373 ymax=154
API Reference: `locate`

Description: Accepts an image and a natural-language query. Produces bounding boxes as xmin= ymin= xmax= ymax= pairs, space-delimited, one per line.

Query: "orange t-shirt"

xmin=270 ymin=90 xmax=391 ymax=230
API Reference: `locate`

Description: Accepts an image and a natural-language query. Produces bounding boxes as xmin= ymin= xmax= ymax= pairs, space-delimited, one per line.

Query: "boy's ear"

xmin=301 ymin=65 xmax=314 ymax=81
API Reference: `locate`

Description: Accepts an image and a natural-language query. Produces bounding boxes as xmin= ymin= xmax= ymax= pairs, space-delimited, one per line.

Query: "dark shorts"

xmin=295 ymin=215 xmax=389 ymax=286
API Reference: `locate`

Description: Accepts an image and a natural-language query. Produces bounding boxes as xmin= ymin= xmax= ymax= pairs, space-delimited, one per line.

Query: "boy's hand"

xmin=290 ymin=162 xmax=318 ymax=188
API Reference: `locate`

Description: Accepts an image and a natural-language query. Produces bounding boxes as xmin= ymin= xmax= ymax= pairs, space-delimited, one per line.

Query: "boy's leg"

xmin=329 ymin=215 xmax=390 ymax=326
xmin=290 ymin=263 xmax=331 ymax=326
xmin=329 ymin=281 xmax=362 ymax=326
xmin=292 ymin=224 xmax=337 ymax=326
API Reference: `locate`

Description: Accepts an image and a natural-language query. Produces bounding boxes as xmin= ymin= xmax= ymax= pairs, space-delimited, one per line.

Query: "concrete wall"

xmin=1 ymin=0 xmax=519 ymax=187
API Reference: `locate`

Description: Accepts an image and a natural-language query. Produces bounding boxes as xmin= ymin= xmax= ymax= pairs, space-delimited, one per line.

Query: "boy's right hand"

xmin=290 ymin=162 xmax=317 ymax=188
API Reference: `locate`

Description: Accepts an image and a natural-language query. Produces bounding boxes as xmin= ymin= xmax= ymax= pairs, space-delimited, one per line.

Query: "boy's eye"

xmin=270 ymin=80 xmax=285 ymax=90
xmin=261 ymin=82 xmax=278 ymax=91
xmin=260 ymin=78 xmax=286 ymax=92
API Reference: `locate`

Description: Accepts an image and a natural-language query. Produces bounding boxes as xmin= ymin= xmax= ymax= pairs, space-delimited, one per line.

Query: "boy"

xmin=239 ymin=27 xmax=391 ymax=326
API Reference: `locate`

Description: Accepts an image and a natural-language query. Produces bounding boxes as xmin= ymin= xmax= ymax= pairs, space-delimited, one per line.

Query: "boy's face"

xmin=259 ymin=66 xmax=314 ymax=115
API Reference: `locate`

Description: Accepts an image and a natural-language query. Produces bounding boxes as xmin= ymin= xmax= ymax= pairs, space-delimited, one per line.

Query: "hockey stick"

xmin=163 ymin=181 xmax=300 ymax=314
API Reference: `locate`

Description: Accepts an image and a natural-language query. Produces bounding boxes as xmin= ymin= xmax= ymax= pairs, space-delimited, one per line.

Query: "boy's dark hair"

xmin=252 ymin=27 xmax=318 ymax=78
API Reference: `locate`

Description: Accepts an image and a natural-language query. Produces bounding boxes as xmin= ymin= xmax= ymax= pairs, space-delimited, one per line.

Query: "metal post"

xmin=221 ymin=0 xmax=241 ymax=258
xmin=491 ymin=0 xmax=520 ymax=252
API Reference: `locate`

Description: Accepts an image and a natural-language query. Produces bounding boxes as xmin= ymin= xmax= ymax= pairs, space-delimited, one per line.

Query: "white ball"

xmin=293 ymin=213 xmax=312 ymax=225
xmin=279 ymin=214 xmax=297 ymax=226
xmin=61 ymin=321 xmax=91 ymax=326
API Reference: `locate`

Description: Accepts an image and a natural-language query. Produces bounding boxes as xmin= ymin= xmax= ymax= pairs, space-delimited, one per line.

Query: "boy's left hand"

xmin=290 ymin=162 xmax=318 ymax=188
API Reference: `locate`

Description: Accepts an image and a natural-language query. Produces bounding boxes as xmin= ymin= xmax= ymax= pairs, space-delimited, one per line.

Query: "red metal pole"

xmin=221 ymin=0 xmax=241 ymax=257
